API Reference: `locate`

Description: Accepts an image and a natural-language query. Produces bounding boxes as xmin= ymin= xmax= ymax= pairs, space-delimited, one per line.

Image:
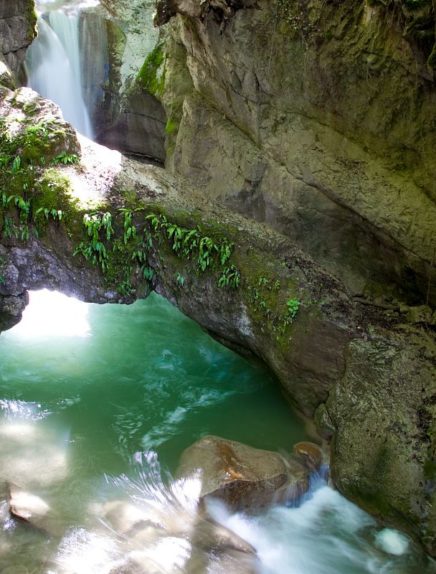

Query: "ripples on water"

xmin=0 ymin=290 xmax=434 ymax=573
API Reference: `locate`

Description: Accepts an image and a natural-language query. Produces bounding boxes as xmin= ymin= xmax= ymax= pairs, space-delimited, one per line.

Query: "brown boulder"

xmin=293 ymin=441 xmax=324 ymax=471
xmin=177 ymin=435 xmax=309 ymax=511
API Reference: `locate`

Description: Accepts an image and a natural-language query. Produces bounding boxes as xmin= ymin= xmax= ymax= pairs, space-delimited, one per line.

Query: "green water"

xmin=0 ymin=291 xmax=305 ymax=471
xmin=0 ymin=290 xmax=307 ymax=571
xmin=0 ymin=291 xmax=434 ymax=574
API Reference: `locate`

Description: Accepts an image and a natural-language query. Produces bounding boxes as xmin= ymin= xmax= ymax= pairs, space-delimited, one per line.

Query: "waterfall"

xmin=25 ymin=8 xmax=94 ymax=138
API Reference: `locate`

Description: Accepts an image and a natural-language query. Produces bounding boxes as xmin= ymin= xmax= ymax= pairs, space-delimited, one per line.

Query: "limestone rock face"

xmin=177 ymin=435 xmax=309 ymax=510
xmin=98 ymin=86 xmax=166 ymax=162
xmin=81 ymin=0 xmax=166 ymax=161
xmin=325 ymin=335 xmax=436 ymax=555
xmin=0 ymin=0 xmax=36 ymax=78
xmin=159 ymin=0 xmax=436 ymax=308
xmin=154 ymin=0 xmax=258 ymax=26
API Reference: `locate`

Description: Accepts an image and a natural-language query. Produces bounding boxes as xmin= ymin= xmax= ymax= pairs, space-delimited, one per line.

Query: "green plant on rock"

xmin=52 ymin=151 xmax=80 ymax=166
xmin=35 ymin=207 xmax=63 ymax=223
xmin=142 ymin=266 xmax=154 ymax=281
xmin=74 ymin=212 xmax=113 ymax=272
xmin=11 ymin=156 xmax=21 ymax=174
xmin=176 ymin=272 xmax=186 ymax=287
xmin=120 ymin=208 xmax=137 ymax=244
xmin=165 ymin=118 xmax=178 ymax=135
xmin=73 ymin=208 xmax=157 ymax=296
xmin=218 ymin=264 xmax=241 ymax=289
xmin=144 ymin=213 xmax=240 ymax=289
xmin=2 ymin=215 xmax=17 ymax=239
xmin=286 ymin=298 xmax=300 ymax=320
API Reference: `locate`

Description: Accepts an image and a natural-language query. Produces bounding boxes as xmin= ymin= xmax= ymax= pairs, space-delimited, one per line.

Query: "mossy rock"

xmin=0 ymin=87 xmax=80 ymax=166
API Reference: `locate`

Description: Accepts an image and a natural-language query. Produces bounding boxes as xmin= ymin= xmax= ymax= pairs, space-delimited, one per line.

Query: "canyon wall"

xmin=156 ymin=0 xmax=436 ymax=310
xmin=0 ymin=0 xmax=36 ymax=80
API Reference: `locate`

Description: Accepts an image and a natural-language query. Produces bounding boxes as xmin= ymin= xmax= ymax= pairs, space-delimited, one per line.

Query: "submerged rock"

xmin=177 ymin=435 xmax=309 ymax=510
xmin=8 ymin=484 xmax=54 ymax=533
xmin=92 ymin=493 xmax=259 ymax=573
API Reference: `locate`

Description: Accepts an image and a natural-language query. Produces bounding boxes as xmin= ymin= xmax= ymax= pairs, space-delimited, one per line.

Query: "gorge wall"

xmin=156 ymin=0 xmax=436 ymax=310
xmin=0 ymin=0 xmax=36 ymax=81
xmin=1 ymin=0 xmax=436 ymax=560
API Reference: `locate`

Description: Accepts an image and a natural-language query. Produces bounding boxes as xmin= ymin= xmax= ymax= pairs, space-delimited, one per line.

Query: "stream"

xmin=0 ymin=291 xmax=434 ymax=573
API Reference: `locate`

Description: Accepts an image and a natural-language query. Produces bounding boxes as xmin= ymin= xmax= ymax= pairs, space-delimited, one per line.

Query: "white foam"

xmin=375 ymin=528 xmax=409 ymax=556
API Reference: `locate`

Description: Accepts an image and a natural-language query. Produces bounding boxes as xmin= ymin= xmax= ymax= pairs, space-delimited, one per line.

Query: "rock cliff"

xmin=0 ymin=0 xmax=36 ymax=81
xmin=156 ymin=0 xmax=436 ymax=309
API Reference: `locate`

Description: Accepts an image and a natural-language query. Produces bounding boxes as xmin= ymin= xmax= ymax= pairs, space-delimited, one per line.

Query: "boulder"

xmin=177 ymin=435 xmax=309 ymax=511
xmin=293 ymin=441 xmax=324 ymax=472
xmin=0 ymin=57 xmax=14 ymax=90
xmin=8 ymin=484 xmax=53 ymax=533
xmin=92 ymin=495 xmax=258 ymax=573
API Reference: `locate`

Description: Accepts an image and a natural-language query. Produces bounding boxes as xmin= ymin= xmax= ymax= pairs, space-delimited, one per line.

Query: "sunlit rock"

xmin=54 ymin=528 xmax=123 ymax=574
xmin=91 ymin=500 xmax=154 ymax=535
xmin=8 ymin=484 xmax=50 ymax=528
xmin=293 ymin=441 xmax=325 ymax=472
xmin=177 ymin=435 xmax=309 ymax=511
xmin=0 ymin=422 xmax=68 ymax=488
xmin=0 ymin=58 xmax=14 ymax=90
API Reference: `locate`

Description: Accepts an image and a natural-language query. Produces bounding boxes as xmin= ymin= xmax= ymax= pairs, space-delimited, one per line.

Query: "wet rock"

xmin=177 ymin=435 xmax=309 ymax=511
xmin=0 ymin=422 xmax=68 ymax=488
xmin=193 ymin=516 xmax=255 ymax=554
xmin=326 ymin=336 xmax=436 ymax=555
xmin=8 ymin=484 xmax=50 ymax=529
xmin=293 ymin=441 xmax=324 ymax=471
xmin=0 ymin=294 xmax=27 ymax=331
xmin=0 ymin=57 xmax=14 ymax=90
xmin=92 ymin=500 xmax=155 ymax=536
xmin=206 ymin=549 xmax=259 ymax=574
xmin=0 ymin=262 xmax=20 ymax=296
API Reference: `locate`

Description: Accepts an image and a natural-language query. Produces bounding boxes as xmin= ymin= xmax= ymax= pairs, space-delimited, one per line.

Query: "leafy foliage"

xmin=144 ymin=213 xmax=240 ymax=288
xmin=286 ymin=298 xmax=300 ymax=320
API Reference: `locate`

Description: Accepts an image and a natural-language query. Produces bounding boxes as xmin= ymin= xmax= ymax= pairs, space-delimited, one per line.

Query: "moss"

xmin=165 ymin=117 xmax=178 ymax=135
xmin=1 ymin=119 xmax=78 ymax=167
xmin=24 ymin=0 xmax=38 ymax=43
xmin=136 ymin=43 xmax=165 ymax=97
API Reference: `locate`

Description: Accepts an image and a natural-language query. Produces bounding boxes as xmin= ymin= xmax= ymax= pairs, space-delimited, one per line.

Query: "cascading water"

xmin=25 ymin=1 xmax=97 ymax=138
